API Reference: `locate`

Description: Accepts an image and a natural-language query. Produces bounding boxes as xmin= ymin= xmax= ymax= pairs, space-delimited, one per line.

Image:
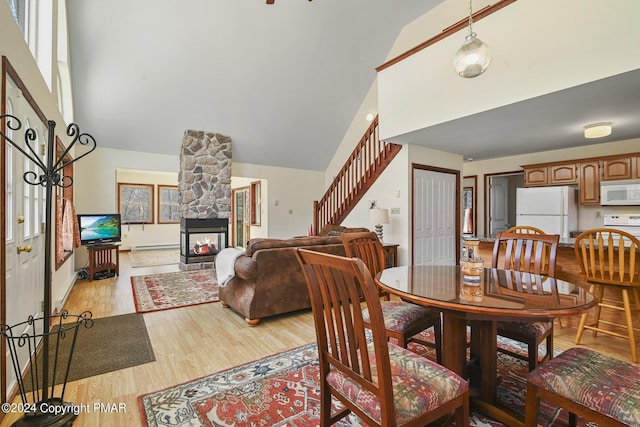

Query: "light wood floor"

xmin=1 ymin=255 xmax=635 ymax=427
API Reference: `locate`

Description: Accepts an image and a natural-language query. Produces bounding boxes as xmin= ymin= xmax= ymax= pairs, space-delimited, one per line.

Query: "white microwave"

xmin=600 ymin=180 xmax=640 ymax=205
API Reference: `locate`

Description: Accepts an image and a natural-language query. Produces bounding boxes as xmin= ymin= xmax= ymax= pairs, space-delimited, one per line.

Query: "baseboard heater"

xmin=131 ymin=243 xmax=180 ymax=251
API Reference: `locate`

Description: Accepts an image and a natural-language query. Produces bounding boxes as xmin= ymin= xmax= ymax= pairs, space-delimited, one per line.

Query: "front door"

xmin=3 ymin=76 xmax=47 ymax=398
xmin=412 ymin=166 xmax=459 ymax=265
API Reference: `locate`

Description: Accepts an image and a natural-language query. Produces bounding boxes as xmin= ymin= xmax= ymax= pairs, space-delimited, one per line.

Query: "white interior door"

xmin=413 ymin=168 xmax=457 ymax=265
xmin=489 ymin=176 xmax=510 ymax=234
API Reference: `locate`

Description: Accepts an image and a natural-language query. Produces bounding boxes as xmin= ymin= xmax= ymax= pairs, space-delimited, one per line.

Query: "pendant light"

xmin=453 ymin=0 xmax=491 ymax=78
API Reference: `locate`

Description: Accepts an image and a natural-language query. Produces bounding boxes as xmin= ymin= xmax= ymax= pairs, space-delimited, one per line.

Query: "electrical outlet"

xmin=595 ymin=211 xmax=602 ymax=218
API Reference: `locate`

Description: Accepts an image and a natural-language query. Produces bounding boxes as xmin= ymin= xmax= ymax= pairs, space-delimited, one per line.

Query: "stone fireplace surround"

xmin=178 ymin=130 xmax=232 ymax=270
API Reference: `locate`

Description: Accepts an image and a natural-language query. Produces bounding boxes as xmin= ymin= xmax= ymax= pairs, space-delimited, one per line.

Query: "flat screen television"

xmin=77 ymin=214 xmax=122 ymax=246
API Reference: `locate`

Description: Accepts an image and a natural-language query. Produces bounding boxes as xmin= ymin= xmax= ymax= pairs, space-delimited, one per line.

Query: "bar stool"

xmin=573 ymin=228 xmax=640 ymax=363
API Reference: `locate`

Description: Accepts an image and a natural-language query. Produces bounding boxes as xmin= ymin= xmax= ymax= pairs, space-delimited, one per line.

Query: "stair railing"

xmin=313 ymin=115 xmax=402 ymax=234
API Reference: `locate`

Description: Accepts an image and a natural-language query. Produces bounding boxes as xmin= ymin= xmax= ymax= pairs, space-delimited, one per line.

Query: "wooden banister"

xmin=313 ymin=115 xmax=402 ymax=234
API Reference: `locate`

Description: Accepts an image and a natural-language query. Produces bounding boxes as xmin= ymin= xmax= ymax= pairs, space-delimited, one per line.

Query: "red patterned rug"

xmin=138 ymin=332 xmax=595 ymax=427
xmin=131 ymin=269 xmax=219 ymax=313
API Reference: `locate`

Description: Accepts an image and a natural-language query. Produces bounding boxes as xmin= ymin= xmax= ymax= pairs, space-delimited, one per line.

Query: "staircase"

xmin=313 ymin=115 xmax=402 ymax=234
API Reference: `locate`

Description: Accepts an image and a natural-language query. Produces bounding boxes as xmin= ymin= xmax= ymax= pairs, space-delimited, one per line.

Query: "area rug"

xmin=129 ymin=248 xmax=180 ymax=268
xmin=138 ymin=333 xmax=594 ymax=427
xmin=26 ymin=313 xmax=154 ymax=389
xmin=131 ymin=269 xmax=219 ymax=313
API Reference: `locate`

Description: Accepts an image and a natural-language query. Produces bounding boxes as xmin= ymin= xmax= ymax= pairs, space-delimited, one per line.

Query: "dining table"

xmin=376 ymin=264 xmax=597 ymax=427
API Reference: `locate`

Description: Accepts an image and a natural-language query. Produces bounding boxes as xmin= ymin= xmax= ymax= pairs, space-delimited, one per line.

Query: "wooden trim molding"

xmin=376 ymin=0 xmax=517 ymax=73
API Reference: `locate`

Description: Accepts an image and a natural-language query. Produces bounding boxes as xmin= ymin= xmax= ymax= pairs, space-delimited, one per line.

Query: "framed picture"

xmin=158 ymin=185 xmax=180 ymax=224
xmin=118 ymin=183 xmax=154 ymax=224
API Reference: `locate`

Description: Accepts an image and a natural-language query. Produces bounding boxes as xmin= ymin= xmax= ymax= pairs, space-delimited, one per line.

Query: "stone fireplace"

xmin=178 ymin=130 xmax=232 ymax=270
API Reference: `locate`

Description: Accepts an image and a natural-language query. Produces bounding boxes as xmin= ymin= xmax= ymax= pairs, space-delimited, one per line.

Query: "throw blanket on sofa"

xmin=215 ymin=248 xmax=245 ymax=287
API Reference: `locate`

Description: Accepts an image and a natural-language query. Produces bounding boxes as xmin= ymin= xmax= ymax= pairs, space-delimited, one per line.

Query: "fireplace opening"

xmin=180 ymin=218 xmax=229 ymax=264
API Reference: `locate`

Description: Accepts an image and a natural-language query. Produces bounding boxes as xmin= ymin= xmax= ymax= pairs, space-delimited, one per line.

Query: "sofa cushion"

xmin=318 ymin=224 xmax=370 ymax=237
xmin=245 ymin=236 xmax=341 ymax=257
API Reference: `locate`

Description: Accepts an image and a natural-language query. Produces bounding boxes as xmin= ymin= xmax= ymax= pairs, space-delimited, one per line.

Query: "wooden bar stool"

xmin=573 ymin=228 xmax=640 ymax=363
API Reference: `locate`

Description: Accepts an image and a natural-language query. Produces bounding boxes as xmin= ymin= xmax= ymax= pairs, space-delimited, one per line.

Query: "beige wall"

xmin=463 ymin=138 xmax=640 ymax=235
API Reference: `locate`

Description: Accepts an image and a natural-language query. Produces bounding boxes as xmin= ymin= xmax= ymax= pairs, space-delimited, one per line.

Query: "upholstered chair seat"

xmin=526 ymin=347 xmax=640 ymax=427
xmin=362 ymin=301 xmax=439 ymax=344
xmin=327 ymin=341 xmax=468 ymax=425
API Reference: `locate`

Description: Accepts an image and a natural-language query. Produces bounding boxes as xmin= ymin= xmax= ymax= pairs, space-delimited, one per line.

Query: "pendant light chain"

xmin=467 ymin=0 xmax=474 ymax=35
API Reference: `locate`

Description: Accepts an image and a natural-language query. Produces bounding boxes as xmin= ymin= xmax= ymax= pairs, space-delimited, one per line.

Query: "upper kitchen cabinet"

xmin=523 ymin=163 xmax=577 ymax=187
xmin=602 ymin=156 xmax=640 ymax=180
xmin=578 ymin=161 xmax=601 ymax=205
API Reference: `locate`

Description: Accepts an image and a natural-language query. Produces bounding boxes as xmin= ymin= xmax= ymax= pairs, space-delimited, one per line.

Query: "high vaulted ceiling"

xmin=67 ymin=1 xmax=640 ymax=172
xmin=67 ymin=0 xmax=444 ymax=171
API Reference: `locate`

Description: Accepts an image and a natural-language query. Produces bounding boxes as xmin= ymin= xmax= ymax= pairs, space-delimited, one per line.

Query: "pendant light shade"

xmin=454 ymin=32 xmax=491 ymax=78
xmin=454 ymin=0 xmax=491 ymax=78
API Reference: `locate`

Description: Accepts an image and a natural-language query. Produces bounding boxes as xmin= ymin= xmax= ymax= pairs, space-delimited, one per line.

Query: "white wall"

xmin=378 ymin=0 xmax=640 ymax=141
xmin=463 ymin=138 xmax=640 ymax=235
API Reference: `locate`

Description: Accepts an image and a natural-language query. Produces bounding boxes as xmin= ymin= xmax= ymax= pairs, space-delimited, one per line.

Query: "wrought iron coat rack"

xmin=0 ymin=115 xmax=96 ymax=426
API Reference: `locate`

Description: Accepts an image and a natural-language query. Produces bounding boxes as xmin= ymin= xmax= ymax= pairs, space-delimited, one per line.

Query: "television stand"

xmin=87 ymin=244 xmax=119 ymax=281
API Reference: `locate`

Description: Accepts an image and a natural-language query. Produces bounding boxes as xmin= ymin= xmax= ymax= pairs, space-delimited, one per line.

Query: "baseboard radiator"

xmin=131 ymin=243 xmax=180 ymax=251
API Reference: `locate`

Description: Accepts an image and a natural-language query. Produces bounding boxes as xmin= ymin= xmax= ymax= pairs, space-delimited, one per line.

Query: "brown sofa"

xmin=219 ymin=226 xmax=368 ymax=326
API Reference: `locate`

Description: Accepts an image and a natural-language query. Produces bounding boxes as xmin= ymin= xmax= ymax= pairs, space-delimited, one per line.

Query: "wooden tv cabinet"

xmin=87 ymin=244 xmax=120 ymax=281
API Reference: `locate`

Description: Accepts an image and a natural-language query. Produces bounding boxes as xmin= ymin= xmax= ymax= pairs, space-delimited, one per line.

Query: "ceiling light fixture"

xmin=453 ymin=0 xmax=491 ymax=78
xmin=584 ymin=122 xmax=612 ymax=139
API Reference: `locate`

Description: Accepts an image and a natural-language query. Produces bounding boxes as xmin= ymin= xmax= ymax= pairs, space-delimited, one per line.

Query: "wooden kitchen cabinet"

xmin=579 ymin=160 xmax=600 ymax=205
xmin=523 ymin=166 xmax=548 ymax=186
xmin=523 ymin=162 xmax=577 ymax=186
xmin=602 ymin=157 xmax=634 ymax=180
xmin=549 ymin=163 xmax=578 ymax=184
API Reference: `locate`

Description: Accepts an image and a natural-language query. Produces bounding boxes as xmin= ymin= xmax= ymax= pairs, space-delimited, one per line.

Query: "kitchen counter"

xmin=469 ymin=235 xmax=576 ymax=248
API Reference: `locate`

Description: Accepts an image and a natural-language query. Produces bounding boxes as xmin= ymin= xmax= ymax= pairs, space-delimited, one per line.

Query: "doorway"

xmin=412 ymin=165 xmax=460 ymax=265
xmin=232 ymin=187 xmax=250 ymax=248
xmin=485 ymin=172 xmax=525 ymax=235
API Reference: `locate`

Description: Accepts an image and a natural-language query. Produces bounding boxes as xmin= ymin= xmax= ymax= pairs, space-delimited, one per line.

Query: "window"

xmin=157 ymin=185 xmax=180 ymax=224
xmin=6 ymin=0 xmax=27 ymax=37
xmin=119 ymin=183 xmax=154 ymax=224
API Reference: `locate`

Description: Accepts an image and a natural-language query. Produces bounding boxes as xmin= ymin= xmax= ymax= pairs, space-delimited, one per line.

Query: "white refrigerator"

xmin=515 ymin=186 xmax=577 ymax=238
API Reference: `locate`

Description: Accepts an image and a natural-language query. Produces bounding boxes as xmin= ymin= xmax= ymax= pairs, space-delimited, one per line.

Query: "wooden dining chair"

xmin=506 ymin=225 xmax=546 ymax=235
xmin=295 ymin=248 xmax=469 ymax=427
xmin=573 ymin=228 xmax=640 ymax=363
xmin=506 ymin=224 xmax=564 ymax=330
xmin=341 ymin=232 xmax=442 ymax=361
xmin=492 ymin=231 xmax=560 ymax=370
